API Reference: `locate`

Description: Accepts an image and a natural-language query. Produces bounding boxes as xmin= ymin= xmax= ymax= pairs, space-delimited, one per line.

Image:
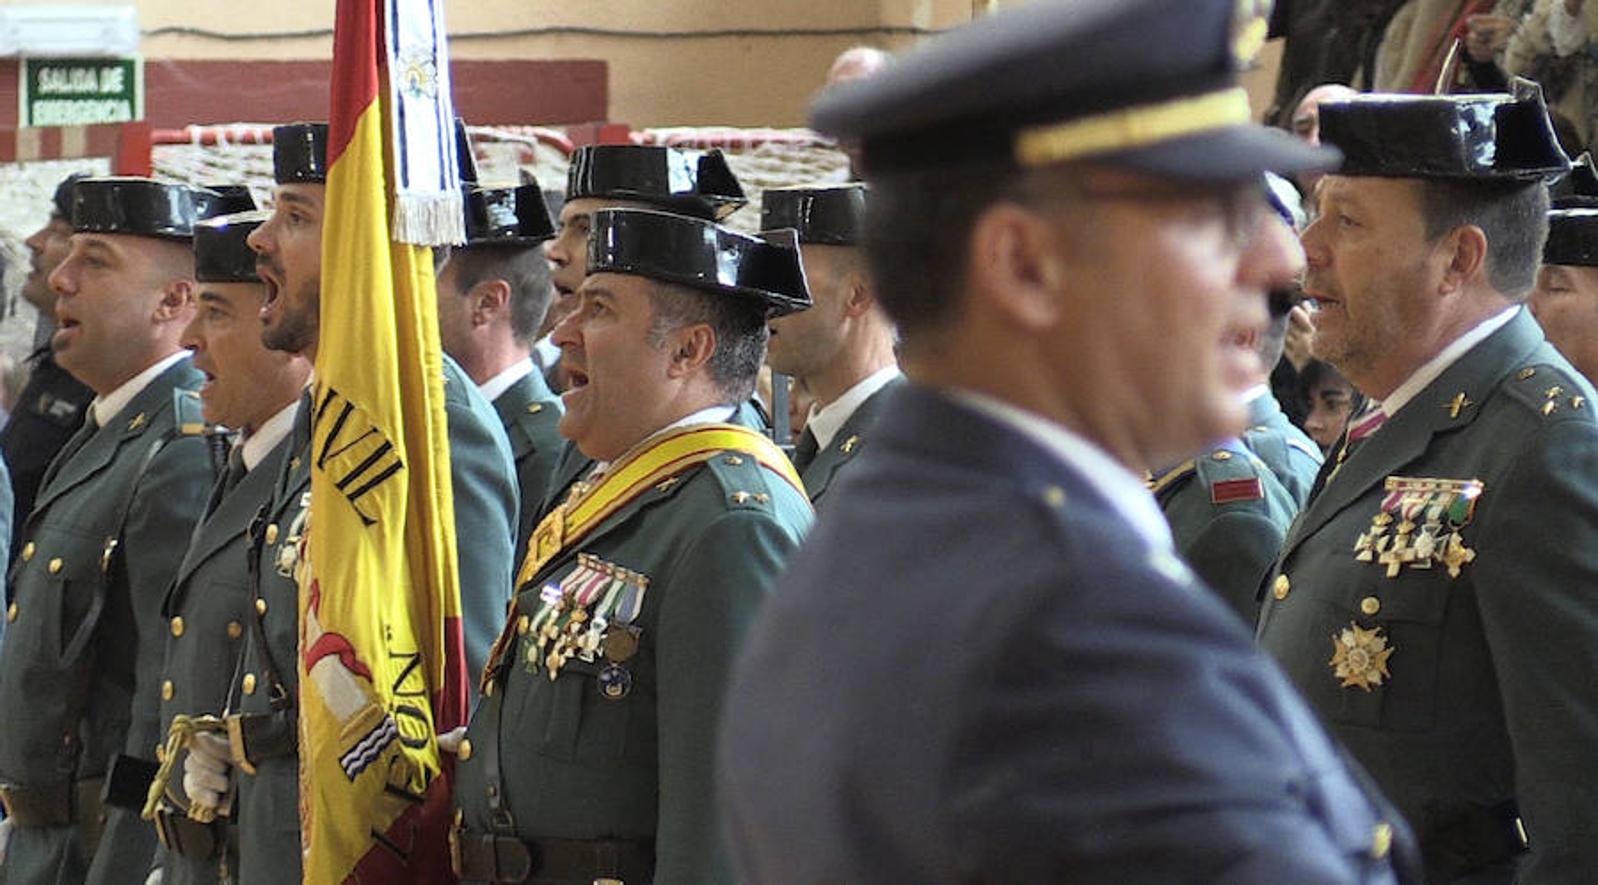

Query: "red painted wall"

xmin=0 ymin=58 xmax=607 ymax=128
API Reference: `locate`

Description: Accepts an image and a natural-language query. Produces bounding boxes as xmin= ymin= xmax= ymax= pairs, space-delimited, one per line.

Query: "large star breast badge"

xmin=1329 ymin=622 xmax=1394 ymax=692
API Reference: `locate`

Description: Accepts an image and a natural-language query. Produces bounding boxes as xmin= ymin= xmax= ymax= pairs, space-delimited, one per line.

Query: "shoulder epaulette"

xmin=705 ymin=449 xmax=778 ymax=512
xmin=173 ymin=387 xmax=207 ymax=435
xmin=1504 ymin=363 xmax=1594 ymax=421
xmin=1193 ymin=445 xmax=1267 ymax=504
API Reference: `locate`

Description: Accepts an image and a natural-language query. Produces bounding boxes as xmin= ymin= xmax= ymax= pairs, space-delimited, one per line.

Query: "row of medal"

xmin=1352 ymin=476 xmax=1483 ymax=579
xmin=522 ymin=553 xmax=649 ymax=699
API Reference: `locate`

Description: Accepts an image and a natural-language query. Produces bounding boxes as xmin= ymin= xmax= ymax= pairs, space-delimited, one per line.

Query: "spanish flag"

xmin=299 ymin=0 xmax=466 ymax=881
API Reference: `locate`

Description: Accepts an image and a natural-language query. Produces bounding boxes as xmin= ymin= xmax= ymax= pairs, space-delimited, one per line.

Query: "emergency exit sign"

xmin=20 ymin=56 xmax=143 ymax=127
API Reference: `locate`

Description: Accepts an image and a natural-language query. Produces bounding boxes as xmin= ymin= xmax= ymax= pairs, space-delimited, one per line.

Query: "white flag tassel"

xmin=385 ymin=0 xmax=465 ymax=246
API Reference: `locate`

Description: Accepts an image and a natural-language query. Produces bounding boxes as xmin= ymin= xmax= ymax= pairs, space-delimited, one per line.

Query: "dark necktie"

xmin=203 ymin=447 xmax=248 ymax=519
xmin=791 ymin=426 xmax=819 ymax=472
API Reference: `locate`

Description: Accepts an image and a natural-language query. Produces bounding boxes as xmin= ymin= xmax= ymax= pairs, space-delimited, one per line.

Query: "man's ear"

xmin=156 ymin=276 xmax=196 ymax=321
xmin=840 ymin=266 xmax=877 ymax=319
xmin=664 ymin=323 xmax=717 ymax=379
xmin=966 ymin=202 xmax=1067 ymax=331
xmin=470 ymin=278 xmax=512 ymax=326
xmin=1436 ymin=224 xmax=1487 ymax=297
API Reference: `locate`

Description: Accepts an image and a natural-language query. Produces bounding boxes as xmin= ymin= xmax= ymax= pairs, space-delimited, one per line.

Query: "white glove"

xmin=143 ymin=867 xmax=164 ymax=885
xmin=0 ymin=817 xmax=12 ymax=866
xmin=437 ymin=726 xmax=467 ymax=755
xmin=182 ymin=731 xmax=234 ymax=815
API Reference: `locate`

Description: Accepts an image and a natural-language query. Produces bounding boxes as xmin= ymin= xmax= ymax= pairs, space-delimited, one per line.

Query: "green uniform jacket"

xmin=492 ymin=369 xmax=564 ymax=572
xmin=1257 ymin=310 xmax=1598 ymax=882
xmin=1242 ymin=391 xmax=1324 ymax=508
xmin=456 ymin=442 xmax=813 ymax=885
xmin=1150 ymin=439 xmax=1298 ymax=624
xmin=231 ymin=360 xmax=518 ymax=883
xmin=801 ymin=377 xmax=902 ymax=505
xmin=0 ymin=359 xmax=210 ymax=885
xmin=151 ymin=436 xmax=290 ymax=885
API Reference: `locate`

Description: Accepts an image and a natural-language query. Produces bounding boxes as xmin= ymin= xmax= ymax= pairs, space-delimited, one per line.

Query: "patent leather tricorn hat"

xmin=760 ymin=184 xmax=867 ymax=246
xmin=587 ymin=208 xmax=811 ymax=317
xmin=272 ymin=123 xmax=330 ymax=184
xmin=1318 ymin=81 xmax=1570 ymax=181
xmin=464 ymin=184 xmax=557 ymax=245
xmin=71 ymin=177 xmax=219 ymax=240
xmin=565 ymin=145 xmax=746 ymax=220
xmin=194 ymin=210 xmax=268 ymax=283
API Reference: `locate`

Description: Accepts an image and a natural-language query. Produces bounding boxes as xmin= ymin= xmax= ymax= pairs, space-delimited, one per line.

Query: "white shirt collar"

xmin=1378 ymin=306 xmax=1518 ymax=419
xmin=1240 ymin=383 xmax=1272 ymax=406
xmin=531 ymin=335 xmax=561 ymax=373
xmin=948 ymin=388 xmax=1174 ymax=552
xmin=589 ymin=404 xmax=737 ymax=476
xmin=90 ymin=351 xmax=191 ymax=427
xmin=806 ymin=366 xmax=901 ymax=450
xmin=239 ymin=399 xmax=301 ymax=471
xmin=477 ymin=358 xmax=535 ymax=404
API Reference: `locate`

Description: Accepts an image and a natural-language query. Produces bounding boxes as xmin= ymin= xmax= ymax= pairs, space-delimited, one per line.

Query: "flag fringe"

xmin=394 ymin=189 xmax=466 ymax=246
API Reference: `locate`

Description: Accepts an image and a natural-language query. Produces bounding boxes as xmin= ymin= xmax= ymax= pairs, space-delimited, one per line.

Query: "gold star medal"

xmin=1329 ymin=622 xmax=1394 ymax=692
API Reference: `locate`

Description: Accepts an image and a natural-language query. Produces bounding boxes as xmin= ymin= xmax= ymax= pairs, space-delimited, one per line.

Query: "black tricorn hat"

xmin=51 ymin=172 xmax=89 ymax=218
xmin=196 ymin=184 xmax=258 ymax=219
xmin=760 ymin=184 xmax=867 ymax=246
xmin=1545 ymin=209 xmax=1598 ymax=266
xmin=272 ymin=123 xmax=330 ymax=184
xmin=1319 ymin=82 xmax=1570 ymax=181
xmin=587 ymin=208 xmax=811 ymax=317
xmin=811 ymin=0 xmax=1334 ymax=181
xmin=194 ymin=210 xmax=268 ymax=283
xmin=566 ymin=145 xmax=747 ymax=220
xmin=71 ymin=178 xmax=216 ymax=240
xmin=464 ymin=184 xmax=556 ymax=245
xmin=1551 ymin=151 xmax=1598 ymax=206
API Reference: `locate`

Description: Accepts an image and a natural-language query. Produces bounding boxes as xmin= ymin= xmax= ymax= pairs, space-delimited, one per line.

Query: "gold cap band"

xmin=1014 ymin=87 xmax=1253 ymax=168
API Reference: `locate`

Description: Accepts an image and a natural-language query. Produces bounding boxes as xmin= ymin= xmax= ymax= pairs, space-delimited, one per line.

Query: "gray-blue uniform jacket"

xmin=721 ymin=383 xmax=1421 ymax=884
xmin=1258 ymin=310 xmax=1598 ymax=882
xmin=0 ymin=358 xmax=211 ymax=885
xmin=1242 ymin=390 xmax=1324 ymax=507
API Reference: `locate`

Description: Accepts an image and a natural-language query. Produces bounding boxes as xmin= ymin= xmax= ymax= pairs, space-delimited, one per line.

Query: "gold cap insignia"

xmin=1329 ymin=622 xmax=1394 ymax=692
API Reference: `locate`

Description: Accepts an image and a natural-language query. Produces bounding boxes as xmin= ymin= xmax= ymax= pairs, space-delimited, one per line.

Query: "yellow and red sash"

xmin=517 ymin=423 xmax=803 ymax=587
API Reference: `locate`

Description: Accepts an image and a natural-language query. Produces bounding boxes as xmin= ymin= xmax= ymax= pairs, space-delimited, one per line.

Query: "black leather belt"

xmin=153 ymin=807 xmax=228 ymax=860
xmin=451 ymin=828 xmax=653 ymax=884
xmin=1423 ymin=800 xmax=1528 ymax=878
xmin=225 ymin=709 xmax=297 ymax=774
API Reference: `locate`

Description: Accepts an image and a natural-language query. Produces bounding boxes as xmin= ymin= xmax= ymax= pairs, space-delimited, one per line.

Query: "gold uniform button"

xmin=1272 ymin=574 xmax=1291 ymax=600
xmin=6 ymin=602 xmax=16 ymax=623
xmin=516 ymin=615 xmax=531 ymax=636
xmin=458 ymin=738 xmax=473 ymax=761
xmin=1360 ymin=596 xmax=1381 ymax=616
xmin=1211 ymin=450 xmax=1232 ymax=461
xmin=161 ymin=680 xmax=174 ymax=701
xmin=170 ymin=617 xmax=185 ymax=637
xmin=255 ymin=598 xmax=268 ymax=616
xmin=265 ymin=524 xmax=279 ymax=545
xmin=227 ymin=621 xmax=244 ymax=639
xmin=1371 ymin=821 xmax=1394 ymax=860
xmin=242 ymin=673 xmax=258 ymax=695
xmin=47 ymin=558 xmax=63 ymax=575
xmin=20 ymin=542 xmax=34 ymax=562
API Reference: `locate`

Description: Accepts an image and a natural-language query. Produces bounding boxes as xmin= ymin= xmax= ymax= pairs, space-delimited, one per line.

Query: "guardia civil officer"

xmin=537 ymin=145 xmax=766 ymax=520
xmin=719 ymin=1 xmax=1421 ymax=881
xmin=0 ymin=174 xmax=94 ymax=565
xmin=1256 ymin=84 xmax=1598 ymax=881
xmin=451 ymin=209 xmax=813 ymax=884
xmin=438 ymin=183 xmax=565 ymax=568
xmin=141 ymin=211 xmax=310 ymax=885
xmin=760 ymin=184 xmax=902 ymax=502
xmin=174 ymin=123 xmax=517 ymax=884
xmin=0 ymin=179 xmax=218 ymax=885
xmin=1530 ymin=154 xmax=1598 ymax=382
